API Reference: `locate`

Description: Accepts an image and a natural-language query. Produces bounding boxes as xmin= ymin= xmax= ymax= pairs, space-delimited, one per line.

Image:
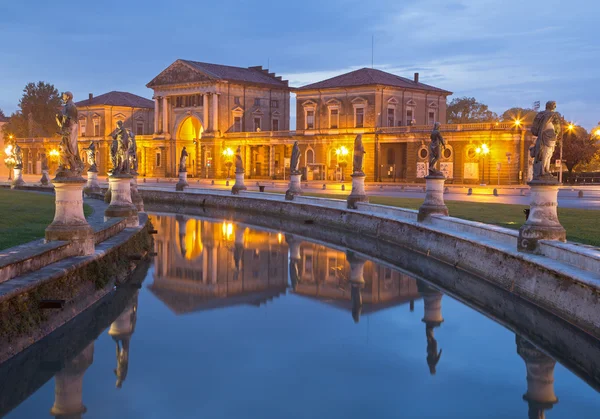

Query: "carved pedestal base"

xmin=285 ymin=173 xmax=302 ymax=200
xmin=105 ymin=175 xmax=139 ymax=227
xmin=45 ymin=177 xmax=95 ymax=256
xmin=11 ymin=168 xmax=25 ymax=189
xmin=84 ymin=170 xmax=101 ymax=194
xmin=231 ymin=171 xmax=247 ymax=195
xmin=347 ymin=173 xmax=368 ymax=209
xmin=40 ymin=170 xmax=51 ymax=186
xmin=418 ymin=175 xmax=448 ymax=221
xmin=518 ymin=180 xmax=566 ymax=254
xmin=130 ymin=176 xmax=144 ymax=212
xmin=175 ymin=171 xmax=188 ymax=191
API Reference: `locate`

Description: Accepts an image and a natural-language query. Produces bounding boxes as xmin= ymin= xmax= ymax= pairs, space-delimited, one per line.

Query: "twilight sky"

xmin=0 ymin=0 xmax=598 ymax=129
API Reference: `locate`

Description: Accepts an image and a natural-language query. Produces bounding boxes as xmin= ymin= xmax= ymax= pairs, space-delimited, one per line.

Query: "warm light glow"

xmin=514 ymin=119 xmax=521 ymax=127
xmin=595 ymin=129 xmax=600 ymax=137
xmin=335 ymin=146 xmax=349 ymax=156
xmin=475 ymin=147 xmax=481 ymax=154
xmin=49 ymin=149 xmax=59 ymax=157
xmin=222 ymin=147 xmax=234 ymax=157
xmin=221 ymin=221 xmax=234 ymax=240
xmin=567 ymin=123 xmax=575 ymax=131
xmin=475 ymin=144 xmax=490 ymax=155
xmin=277 ymin=232 xmax=283 ymax=244
xmin=8 ymin=135 xmax=13 ymax=140
xmin=4 ymin=145 xmax=13 ymax=156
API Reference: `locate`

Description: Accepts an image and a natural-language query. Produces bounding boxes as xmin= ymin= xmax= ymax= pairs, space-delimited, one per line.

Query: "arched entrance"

xmin=177 ymin=116 xmax=203 ymax=176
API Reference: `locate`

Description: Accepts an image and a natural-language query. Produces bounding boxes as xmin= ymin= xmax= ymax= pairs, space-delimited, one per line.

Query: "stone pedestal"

xmin=45 ymin=177 xmax=95 ymax=256
xmin=175 ymin=171 xmax=188 ymax=191
xmin=84 ymin=170 xmax=101 ymax=194
xmin=231 ymin=171 xmax=247 ymax=195
xmin=347 ymin=173 xmax=368 ymax=209
xmin=285 ymin=173 xmax=303 ymax=200
xmin=418 ymin=175 xmax=448 ymax=221
xmin=40 ymin=170 xmax=51 ymax=186
xmin=130 ymin=176 xmax=144 ymax=212
xmin=518 ymin=180 xmax=566 ymax=254
xmin=422 ymin=292 xmax=444 ymax=327
xmin=50 ymin=342 xmax=94 ymax=418
xmin=105 ymin=175 xmax=139 ymax=227
xmin=11 ymin=168 xmax=25 ymax=189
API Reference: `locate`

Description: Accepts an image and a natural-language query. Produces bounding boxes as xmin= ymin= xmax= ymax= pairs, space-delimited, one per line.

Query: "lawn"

xmin=302 ymin=193 xmax=600 ymax=247
xmin=0 ymin=189 xmax=93 ymax=250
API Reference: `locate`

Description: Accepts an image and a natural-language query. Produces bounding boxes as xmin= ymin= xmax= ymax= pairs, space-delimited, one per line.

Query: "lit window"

xmin=330 ymin=108 xmax=339 ymax=129
xmin=93 ymin=120 xmax=100 ymax=136
xmin=254 ymin=117 xmax=261 ymax=131
xmin=79 ymin=119 xmax=86 ymax=136
xmin=306 ymin=110 xmax=315 ymax=129
xmin=407 ymin=109 xmax=414 ymax=125
xmin=387 ymin=108 xmax=395 ymax=127
xmin=355 ymin=107 xmax=364 ymax=128
xmin=136 ymin=122 xmax=143 ymax=136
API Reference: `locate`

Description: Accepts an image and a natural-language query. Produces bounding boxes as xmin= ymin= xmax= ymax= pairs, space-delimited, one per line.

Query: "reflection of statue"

xmin=83 ymin=141 xmax=97 ymax=171
xmin=352 ymin=135 xmax=366 ymax=174
xmin=55 ymin=91 xmax=84 ymax=178
xmin=290 ymin=141 xmax=300 ymax=174
xmin=531 ymin=101 xmax=562 ymax=180
xmin=179 ymin=147 xmax=188 ymax=172
xmin=428 ymin=122 xmax=446 ymax=176
xmin=14 ymin=144 xmax=23 ymax=169
xmin=40 ymin=152 xmax=49 ymax=171
xmin=426 ymin=325 xmax=443 ymax=375
xmin=289 ymin=258 xmax=299 ymax=291
xmin=109 ymin=292 xmax=138 ymax=389
xmin=351 ymin=285 xmax=363 ymax=323
xmin=234 ymin=145 xmax=244 ymax=173
xmin=109 ymin=121 xmax=130 ymax=175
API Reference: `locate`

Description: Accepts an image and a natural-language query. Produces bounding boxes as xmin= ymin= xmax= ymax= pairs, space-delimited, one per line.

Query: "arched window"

xmin=306 ymin=148 xmax=315 ymax=164
xmin=387 ymin=148 xmax=395 ymax=165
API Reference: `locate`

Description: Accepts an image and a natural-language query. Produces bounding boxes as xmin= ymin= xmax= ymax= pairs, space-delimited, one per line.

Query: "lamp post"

xmin=335 ymin=145 xmax=349 ymax=182
xmin=222 ymin=147 xmax=234 ymax=179
xmin=560 ymin=123 xmax=575 ymax=184
xmin=475 ymin=143 xmax=490 ymax=185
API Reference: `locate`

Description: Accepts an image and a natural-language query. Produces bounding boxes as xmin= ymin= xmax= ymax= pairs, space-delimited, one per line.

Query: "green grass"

xmin=302 ymin=193 xmax=600 ymax=247
xmin=0 ymin=189 xmax=93 ymax=250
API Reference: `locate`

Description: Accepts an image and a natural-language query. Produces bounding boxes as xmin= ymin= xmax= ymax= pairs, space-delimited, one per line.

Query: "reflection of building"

xmin=49 ymin=342 xmax=94 ymax=419
xmin=516 ymin=335 xmax=559 ymax=419
xmin=108 ymin=290 xmax=139 ymax=388
xmin=291 ymin=241 xmax=420 ymax=321
xmin=417 ymin=280 xmax=444 ymax=375
xmin=148 ymin=215 xmax=288 ymax=314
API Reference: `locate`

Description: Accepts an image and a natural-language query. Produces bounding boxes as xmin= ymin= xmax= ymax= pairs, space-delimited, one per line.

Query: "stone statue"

xmin=352 ymin=134 xmax=366 ymax=174
xmin=290 ymin=141 xmax=300 ymax=174
xmin=83 ymin=141 xmax=97 ymax=171
xmin=428 ymin=122 xmax=446 ymax=177
xmin=179 ymin=146 xmax=188 ymax=173
xmin=109 ymin=120 xmax=130 ymax=175
xmin=530 ymin=101 xmax=563 ymax=180
xmin=40 ymin=152 xmax=49 ymax=171
xmin=55 ymin=91 xmax=84 ymax=178
xmin=234 ymin=145 xmax=244 ymax=173
xmin=14 ymin=144 xmax=23 ymax=169
xmin=128 ymin=130 xmax=138 ymax=174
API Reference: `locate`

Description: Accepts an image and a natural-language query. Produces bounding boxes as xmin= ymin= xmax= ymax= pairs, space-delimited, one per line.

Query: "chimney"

xmin=89 ymin=93 xmax=93 ymax=101
xmin=414 ymin=73 xmax=419 ymax=83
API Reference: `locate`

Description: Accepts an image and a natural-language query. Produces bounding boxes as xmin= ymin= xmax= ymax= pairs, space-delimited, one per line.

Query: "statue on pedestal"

xmin=128 ymin=130 xmax=138 ymax=175
xmin=55 ymin=92 xmax=84 ymax=178
xmin=234 ymin=145 xmax=244 ymax=174
xmin=14 ymin=144 xmax=23 ymax=169
xmin=83 ymin=141 xmax=97 ymax=171
xmin=179 ymin=146 xmax=188 ymax=172
xmin=40 ymin=152 xmax=49 ymax=171
xmin=428 ymin=122 xmax=446 ymax=177
xmin=109 ymin=121 xmax=130 ymax=175
xmin=290 ymin=141 xmax=300 ymax=174
xmin=530 ymin=101 xmax=562 ymax=180
xmin=352 ymin=134 xmax=366 ymax=175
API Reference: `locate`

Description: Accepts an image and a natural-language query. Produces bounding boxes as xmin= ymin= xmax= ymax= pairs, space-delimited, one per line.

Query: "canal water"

xmin=2 ymin=213 xmax=600 ymax=418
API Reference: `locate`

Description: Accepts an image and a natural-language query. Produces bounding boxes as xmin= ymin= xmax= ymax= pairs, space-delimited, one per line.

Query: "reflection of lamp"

xmin=335 ymin=146 xmax=349 ymax=181
xmin=176 ymin=215 xmax=188 ymax=258
xmin=516 ymin=335 xmax=558 ymax=419
xmin=417 ymin=280 xmax=443 ymax=375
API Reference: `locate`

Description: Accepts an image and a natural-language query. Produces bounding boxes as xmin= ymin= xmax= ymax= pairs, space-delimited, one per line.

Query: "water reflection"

xmin=108 ymin=290 xmax=139 ymax=388
xmin=418 ymin=281 xmax=444 ymax=375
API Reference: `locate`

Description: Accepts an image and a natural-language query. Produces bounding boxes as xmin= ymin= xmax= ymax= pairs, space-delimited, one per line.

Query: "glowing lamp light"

xmin=277 ymin=232 xmax=283 ymax=244
xmin=4 ymin=144 xmax=13 ymax=156
xmin=514 ymin=119 xmax=521 ymax=127
xmin=49 ymin=149 xmax=59 ymax=157
xmin=567 ymin=123 xmax=575 ymax=131
xmin=335 ymin=146 xmax=349 ymax=156
xmin=222 ymin=147 xmax=234 ymax=157
xmin=475 ymin=147 xmax=482 ymax=154
xmin=481 ymin=144 xmax=490 ymax=154
xmin=595 ymin=129 xmax=600 ymax=137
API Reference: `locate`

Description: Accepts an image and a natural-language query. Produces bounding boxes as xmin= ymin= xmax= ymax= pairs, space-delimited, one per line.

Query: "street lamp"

xmin=335 ymin=145 xmax=349 ymax=182
xmin=475 ymin=143 xmax=490 ymax=185
xmin=3 ymin=144 xmax=15 ymax=181
xmin=222 ymin=147 xmax=234 ymax=179
xmin=559 ymin=123 xmax=576 ymax=184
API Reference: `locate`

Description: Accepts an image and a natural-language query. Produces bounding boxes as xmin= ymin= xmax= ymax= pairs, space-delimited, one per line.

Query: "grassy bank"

xmin=0 ymin=189 xmax=93 ymax=250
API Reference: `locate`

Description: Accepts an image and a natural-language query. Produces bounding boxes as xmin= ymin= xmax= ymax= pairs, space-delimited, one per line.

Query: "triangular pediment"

xmin=428 ymin=101 xmax=438 ymax=108
xmin=388 ymin=97 xmax=399 ymax=105
xmin=232 ymin=105 xmax=244 ymax=113
xmin=351 ymin=96 xmax=367 ymax=104
xmin=326 ymin=98 xmax=341 ymax=106
xmin=147 ymin=60 xmax=216 ymax=88
xmin=272 ymin=110 xmax=281 ymax=117
xmin=302 ymin=100 xmax=317 ymax=108
xmin=406 ymin=99 xmax=417 ymax=106
xmin=252 ymin=108 xmax=264 ymax=115
xmin=114 ymin=112 xmax=127 ymax=120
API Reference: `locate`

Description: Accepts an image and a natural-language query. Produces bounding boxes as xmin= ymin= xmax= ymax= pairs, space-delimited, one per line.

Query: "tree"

xmin=16 ymin=81 xmax=61 ymax=137
xmin=556 ymin=126 xmax=599 ymax=173
xmin=0 ymin=109 xmax=5 ymax=119
xmin=447 ymin=97 xmax=498 ymax=124
xmin=501 ymin=107 xmax=537 ymax=124
xmin=2 ymin=112 xmax=27 ymax=140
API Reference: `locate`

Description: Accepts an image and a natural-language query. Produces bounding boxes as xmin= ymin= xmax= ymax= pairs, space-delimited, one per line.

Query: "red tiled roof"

xmin=75 ymin=91 xmax=154 ymax=109
xmin=296 ymin=67 xmax=452 ymax=94
xmin=178 ymin=60 xmax=289 ymax=88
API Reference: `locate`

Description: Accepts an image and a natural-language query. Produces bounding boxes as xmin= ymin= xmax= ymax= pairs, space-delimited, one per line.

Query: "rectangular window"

xmin=198 ymin=95 xmax=204 ymax=106
xmin=254 ymin=98 xmax=261 ymax=106
xmin=429 ymin=111 xmax=436 ymax=125
xmin=136 ymin=122 xmax=144 ymax=136
xmin=234 ymin=116 xmax=242 ymax=132
xmin=407 ymin=109 xmax=414 ymax=125
xmin=272 ymin=119 xmax=279 ymax=131
xmin=79 ymin=120 xmax=86 ymax=136
xmin=271 ymin=100 xmax=278 ymax=108
xmin=234 ymin=96 xmax=240 ymax=105
xmin=388 ymin=108 xmax=395 ymax=127
xmin=93 ymin=120 xmax=100 ymax=136
xmin=306 ymin=110 xmax=315 ymax=129
xmin=254 ymin=117 xmax=261 ymax=131
xmin=355 ymin=107 xmax=364 ymax=128
xmin=156 ymin=152 xmax=161 ymax=167
xmin=330 ymin=109 xmax=339 ymax=129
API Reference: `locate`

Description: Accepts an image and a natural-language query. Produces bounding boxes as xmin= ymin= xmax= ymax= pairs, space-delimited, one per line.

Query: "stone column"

xmin=203 ymin=94 xmax=210 ymax=131
xmin=108 ymin=291 xmax=139 ymax=389
xmin=516 ymin=335 xmax=559 ymax=419
xmin=518 ymin=179 xmax=566 ymax=254
xmin=286 ymin=234 xmax=301 ymax=291
xmin=269 ymin=145 xmax=274 ymax=178
xmin=130 ymin=175 xmax=144 ymax=212
xmin=105 ymin=174 xmax=139 ymax=227
xmin=212 ymin=93 xmax=219 ymax=133
xmin=153 ymin=97 xmax=159 ymax=134
xmin=162 ymin=96 xmax=168 ymax=135
xmin=347 ymin=172 xmax=368 ymax=209
xmin=46 ymin=177 xmax=95 ymax=256
xmin=346 ymin=250 xmax=366 ymax=323
xmin=418 ymin=174 xmax=448 ymax=222
xmin=11 ymin=167 xmax=25 ymax=189
xmin=50 ymin=342 xmax=94 ymax=419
